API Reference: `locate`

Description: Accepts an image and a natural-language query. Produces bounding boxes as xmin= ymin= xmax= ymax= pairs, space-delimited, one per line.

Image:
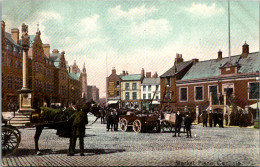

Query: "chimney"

xmin=52 ymin=49 xmax=59 ymax=54
xmin=153 ymin=72 xmax=158 ymax=78
xmin=175 ymin=53 xmax=184 ymax=65
xmin=11 ymin=28 xmax=19 ymax=44
xmin=192 ymin=58 xmax=199 ymax=64
xmin=126 ymin=71 xmax=128 ymax=75
xmin=241 ymin=41 xmax=249 ymax=58
xmin=146 ymin=72 xmax=151 ymax=78
xmin=218 ymin=50 xmax=222 ymax=61
xmin=112 ymin=67 xmax=116 ymax=74
xmin=141 ymin=68 xmax=145 ymax=77
xmin=122 ymin=70 xmax=126 ymax=75
xmin=42 ymin=44 xmax=50 ymax=58
xmin=2 ymin=21 xmax=5 ymax=50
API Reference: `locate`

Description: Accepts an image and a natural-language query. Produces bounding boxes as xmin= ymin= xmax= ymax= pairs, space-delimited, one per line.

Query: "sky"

xmin=2 ymin=0 xmax=259 ymax=98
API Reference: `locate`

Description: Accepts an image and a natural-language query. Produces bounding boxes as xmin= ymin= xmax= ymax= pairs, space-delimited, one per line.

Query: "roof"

xmin=121 ymin=74 xmax=143 ymax=81
xmin=181 ymin=52 xmax=259 ymax=80
xmin=160 ymin=60 xmax=193 ymax=77
xmin=5 ymin=32 xmax=22 ymax=47
xmin=69 ymin=73 xmax=80 ymax=80
xmin=142 ymin=78 xmax=160 ymax=84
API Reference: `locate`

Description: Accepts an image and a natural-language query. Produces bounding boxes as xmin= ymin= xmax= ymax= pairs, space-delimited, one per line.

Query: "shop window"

xmin=132 ymin=92 xmax=137 ymax=100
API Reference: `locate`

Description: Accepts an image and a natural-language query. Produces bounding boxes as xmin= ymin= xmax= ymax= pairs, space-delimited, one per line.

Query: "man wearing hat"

xmin=184 ymin=112 xmax=192 ymax=138
xmin=173 ymin=111 xmax=183 ymax=137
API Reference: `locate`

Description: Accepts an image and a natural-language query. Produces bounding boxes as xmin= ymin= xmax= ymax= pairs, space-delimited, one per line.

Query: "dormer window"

xmin=226 ymin=68 xmax=230 ymax=71
xmin=166 ymin=77 xmax=171 ymax=87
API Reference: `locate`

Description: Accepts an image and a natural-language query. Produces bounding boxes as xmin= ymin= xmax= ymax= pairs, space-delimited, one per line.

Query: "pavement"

xmin=1 ymin=114 xmax=260 ymax=166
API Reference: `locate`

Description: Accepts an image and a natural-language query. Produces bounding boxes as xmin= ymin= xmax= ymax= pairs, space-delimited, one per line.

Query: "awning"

xmin=249 ymin=102 xmax=260 ymax=109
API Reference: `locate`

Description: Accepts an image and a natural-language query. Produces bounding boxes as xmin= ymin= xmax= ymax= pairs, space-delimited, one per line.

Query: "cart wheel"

xmin=2 ymin=127 xmax=20 ymax=156
xmin=133 ymin=119 xmax=142 ymax=133
xmin=4 ymin=125 xmax=21 ymax=143
xmin=120 ymin=118 xmax=128 ymax=132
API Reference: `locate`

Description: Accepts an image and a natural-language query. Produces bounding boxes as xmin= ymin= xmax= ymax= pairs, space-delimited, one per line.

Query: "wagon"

xmin=2 ymin=116 xmax=21 ymax=156
xmin=119 ymin=111 xmax=160 ymax=133
xmin=160 ymin=113 xmax=186 ymax=133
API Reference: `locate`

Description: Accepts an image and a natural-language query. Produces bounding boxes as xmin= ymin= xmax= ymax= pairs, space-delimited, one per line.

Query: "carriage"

xmin=119 ymin=111 xmax=160 ymax=133
xmin=1 ymin=102 xmax=100 ymax=156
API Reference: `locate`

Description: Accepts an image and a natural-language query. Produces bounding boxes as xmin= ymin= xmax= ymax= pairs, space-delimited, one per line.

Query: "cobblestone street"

xmin=2 ymin=115 xmax=259 ymax=166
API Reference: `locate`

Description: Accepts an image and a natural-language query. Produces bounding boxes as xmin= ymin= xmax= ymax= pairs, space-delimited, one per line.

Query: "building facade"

xmin=120 ymin=73 xmax=144 ymax=109
xmin=141 ymin=73 xmax=160 ymax=110
xmin=87 ymin=85 xmax=99 ymax=103
xmin=1 ymin=21 xmax=85 ymax=110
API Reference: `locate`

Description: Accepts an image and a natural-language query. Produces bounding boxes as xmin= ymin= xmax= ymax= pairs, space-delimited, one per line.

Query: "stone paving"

xmin=1 ymin=115 xmax=259 ymax=166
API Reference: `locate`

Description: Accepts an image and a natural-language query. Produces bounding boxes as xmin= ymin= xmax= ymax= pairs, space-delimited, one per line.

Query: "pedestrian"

xmin=213 ymin=111 xmax=218 ymax=127
xmin=113 ymin=109 xmax=119 ymax=131
xmin=208 ymin=111 xmax=213 ymax=127
xmin=184 ymin=112 xmax=192 ymax=138
xmin=106 ymin=109 xmax=114 ymax=131
xmin=67 ymin=104 xmax=88 ymax=156
xmin=202 ymin=111 xmax=208 ymax=127
xmin=100 ymin=109 xmax=105 ymax=124
xmin=173 ymin=111 xmax=183 ymax=137
xmin=218 ymin=112 xmax=224 ymax=128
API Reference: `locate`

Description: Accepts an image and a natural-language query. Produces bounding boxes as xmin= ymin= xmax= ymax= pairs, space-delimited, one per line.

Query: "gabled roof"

xmin=142 ymin=78 xmax=160 ymax=84
xmin=160 ymin=60 xmax=193 ymax=77
xmin=5 ymin=32 xmax=22 ymax=47
xmin=121 ymin=74 xmax=143 ymax=81
xmin=69 ymin=73 xmax=80 ymax=81
xmin=181 ymin=52 xmax=259 ymax=80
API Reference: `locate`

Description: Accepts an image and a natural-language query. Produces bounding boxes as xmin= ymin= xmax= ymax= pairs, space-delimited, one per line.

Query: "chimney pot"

xmin=218 ymin=50 xmax=222 ymax=61
xmin=122 ymin=70 xmax=126 ymax=75
xmin=11 ymin=28 xmax=19 ymax=44
xmin=112 ymin=67 xmax=116 ymax=74
xmin=141 ymin=68 xmax=145 ymax=77
xmin=241 ymin=41 xmax=249 ymax=58
xmin=146 ymin=72 xmax=151 ymax=78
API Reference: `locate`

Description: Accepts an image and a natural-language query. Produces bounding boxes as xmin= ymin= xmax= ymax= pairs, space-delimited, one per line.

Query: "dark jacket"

xmin=175 ymin=114 xmax=183 ymax=127
xmin=184 ymin=115 xmax=192 ymax=128
xmin=69 ymin=110 xmax=88 ymax=137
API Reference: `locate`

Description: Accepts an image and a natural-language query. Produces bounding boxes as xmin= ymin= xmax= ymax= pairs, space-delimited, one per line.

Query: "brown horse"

xmin=34 ymin=101 xmax=100 ymax=155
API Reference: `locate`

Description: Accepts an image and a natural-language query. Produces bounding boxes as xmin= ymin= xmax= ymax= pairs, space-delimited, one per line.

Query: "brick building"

xmin=87 ymin=85 xmax=99 ymax=103
xmin=1 ymin=21 xmax=86 ymax=110
xmin=106 ymin=67 xmax=122 ymax=105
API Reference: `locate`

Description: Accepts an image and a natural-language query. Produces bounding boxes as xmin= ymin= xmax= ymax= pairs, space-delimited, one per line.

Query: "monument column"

xmin=18 ymin=23 xmax=34 ymax=114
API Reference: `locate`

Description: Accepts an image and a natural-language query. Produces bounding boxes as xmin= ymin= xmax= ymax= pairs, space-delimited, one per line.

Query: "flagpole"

xmin=228 ymin=0 xmax=231 ymax=62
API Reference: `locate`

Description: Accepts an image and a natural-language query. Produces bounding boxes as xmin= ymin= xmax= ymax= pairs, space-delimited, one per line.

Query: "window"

xmin=195 ymin=86 xmax=203 ymax=101
xmin=143 ymin=94 xmax=146 ymax=99
xmin=148 ymin=85 xmax=151 ymax=91
xmin=166 ymin=77 xmax=171 ymax=87
xmin=7 ymin=76 xmax=12 ymax=89
xmin=180 ymin=88 xmax=187 ymax=101
xmin=249 ymin=82 xmax=259 ymax=100
xmin=156 ymin=85 xmax=159 ymax=90
xmin=132 ymin=92 xmax=137 ymax=100
xmin=226 ymin=68 xmax=230 ymax=71
xmin=156 ymin=93 xmax=159 ymax=100
xmin=132 ymin=83 xmax=137 ymax=90
xmin=143 ymin=85 xmax=146 ymax=91
xmin=165 ymin=91 xmax=171 ymax=100
xmin=125 ymin=92 xmax=130 ymax=100
xmin=209 ymin=85 xmax=217 ymax=95
xmin=116 ymin=91 xmax=120 ymax=96
xmin=125 ymin=83 xmax=130 ymax=90
xmin=148 ymin=93 xmax=151 ymax=99
xmin=116 ymin=81 xmax=120 ymax=88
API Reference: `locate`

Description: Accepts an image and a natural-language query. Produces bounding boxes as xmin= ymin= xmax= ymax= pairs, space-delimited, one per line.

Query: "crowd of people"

xmin=201 ymin=111 xmax=224 ymax=128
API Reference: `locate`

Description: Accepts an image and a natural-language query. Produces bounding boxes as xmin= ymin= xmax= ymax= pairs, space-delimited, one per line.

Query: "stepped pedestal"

xmin=9 ymin=112 xmax=31 ymax=127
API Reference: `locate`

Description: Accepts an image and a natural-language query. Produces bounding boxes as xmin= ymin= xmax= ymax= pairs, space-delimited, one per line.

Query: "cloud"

xmin=182 ymin=3 xmax=225 ymax=18
xmin=108 ymin=5 xmax=157 ymax=20
xmin=79 ymin=14 xmax=100 ymax=34
xmin=131 ymin=19 xmax=172 ymax=38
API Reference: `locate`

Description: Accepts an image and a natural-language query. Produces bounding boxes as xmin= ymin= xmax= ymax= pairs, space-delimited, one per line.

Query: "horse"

xmin=33 ymin=101 xmax=100 ymax=155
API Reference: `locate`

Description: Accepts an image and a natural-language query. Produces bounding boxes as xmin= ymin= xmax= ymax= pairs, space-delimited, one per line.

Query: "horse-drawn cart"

xmin=119 ymin=111 xmax=160 ymax=133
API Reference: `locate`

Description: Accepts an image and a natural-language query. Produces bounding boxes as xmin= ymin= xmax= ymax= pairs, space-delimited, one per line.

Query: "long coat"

xmin=69 ymin=110 xmax=88 ymax=137
xmin=175 ymin=114 xmax=183 ymax=127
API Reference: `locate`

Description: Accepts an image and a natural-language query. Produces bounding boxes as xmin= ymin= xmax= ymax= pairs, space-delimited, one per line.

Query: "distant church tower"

xmin=81 ymin=63 xmax=88 ymax=102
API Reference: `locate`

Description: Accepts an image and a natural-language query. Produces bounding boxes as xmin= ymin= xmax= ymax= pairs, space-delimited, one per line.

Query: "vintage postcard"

xmin=1 ymin=0 xmax=259 ymax=166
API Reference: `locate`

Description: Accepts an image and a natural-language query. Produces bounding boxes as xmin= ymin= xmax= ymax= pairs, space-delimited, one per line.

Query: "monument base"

xmin=18 ymin=88 xmax=34 ymax=115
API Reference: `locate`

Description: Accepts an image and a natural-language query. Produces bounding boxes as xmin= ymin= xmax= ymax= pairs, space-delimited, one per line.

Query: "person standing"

xmin=184 ymin=112 xmax=192 ymax=138
xmin=67 ymin=105 xmax=88 ymax=156
xmin=100 ymin=109 xmax=105 ymax=124
xmin=113 ymin=109 xmax=119 ymax=131
xmin=203 ymin=111 xmax=208 ymax=127
xmin=213 ymin=111 xmax=218 ymax=127
xmin=208 ymin=111 xmax=213 ymax=127
xmin=173 ymin=111 xmax=183 ymax=137
xmin=106 ymin=109 xmax=114 ymax=131
xmin=218 ymin=112 xmax=224 ymax=128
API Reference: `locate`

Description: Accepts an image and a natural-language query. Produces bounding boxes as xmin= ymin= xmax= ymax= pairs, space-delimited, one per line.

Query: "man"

xmin=173 ymin=111 xmax=183 ymax=137
xmin=100 ymin=109 xmax=105 ymax=124
xmin=67 ymin=105 xmax=88 ymax=156
xmin=106 ymin=109 xmax=114 ymax=131
xmin=208 ymin=111 xmax=213 ymax=127
xmin=113 ymin=109 xmax=119 ymax=131
xmin=218 ymin=112 xmax=224 ymax=128
xmin=184 ymin=112 xmax=192 ymax=138
xmin=213 ymin=111 xmax=218 ymax=127
xmin=202 ymin=111 xmax=208 ymax=127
